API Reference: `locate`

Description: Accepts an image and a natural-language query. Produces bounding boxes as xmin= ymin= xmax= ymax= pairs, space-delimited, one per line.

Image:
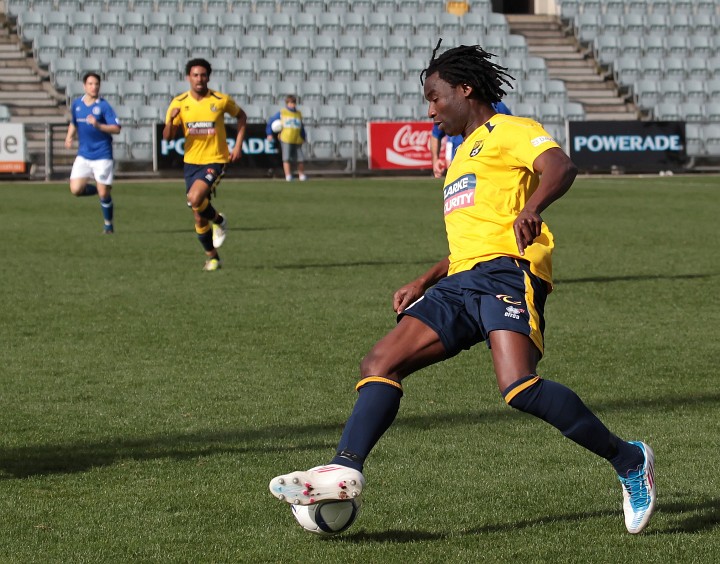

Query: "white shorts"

xmin=70 ymin=156 xmax=114 ymax=186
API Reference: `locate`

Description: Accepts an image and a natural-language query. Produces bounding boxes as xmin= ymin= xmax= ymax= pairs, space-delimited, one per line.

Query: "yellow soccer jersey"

xmin=443 ymin=113 xmax=560 ymax=283
xmin=278 ymin=107 xmax=304 ymax=145
xmin=166 ymin=90 xmax=241 ymax=165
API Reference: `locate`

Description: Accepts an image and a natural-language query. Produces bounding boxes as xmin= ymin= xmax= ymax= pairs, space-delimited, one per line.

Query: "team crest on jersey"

xmin=210 ymin=104 xmax=218 ymax=112
xmin=469 ymin=140 xmax=484 ymax=157
xmin=92 ymin=106 xmax=101 ymax=116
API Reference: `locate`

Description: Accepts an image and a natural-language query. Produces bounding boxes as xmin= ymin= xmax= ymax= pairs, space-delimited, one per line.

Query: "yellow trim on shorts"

xmin=518 ymin=263 xmax=544 ymax=356
xmin=356 ymin=376 xmax=403 ymax=393
xmin=195 ymin=223 xmax=211 ymax=235
xmin=504 ymin=375 xmax=541 ymax=404
xmin=193 ymin=198 xmax=209 ymax=213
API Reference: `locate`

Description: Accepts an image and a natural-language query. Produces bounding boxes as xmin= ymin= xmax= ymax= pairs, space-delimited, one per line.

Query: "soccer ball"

xmin=291 ymin=498 xmax=362 ymax=536
xmin=271 ymin=119 xmax=283 ymax=133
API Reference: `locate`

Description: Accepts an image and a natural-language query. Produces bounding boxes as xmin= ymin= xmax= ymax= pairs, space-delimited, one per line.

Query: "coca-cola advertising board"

xmin=367 ymin=122 xmax=434 ymax=170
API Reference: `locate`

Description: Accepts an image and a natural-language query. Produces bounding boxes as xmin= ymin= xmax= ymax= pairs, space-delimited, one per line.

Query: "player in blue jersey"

xmin=65 ymin=72 xmax=121 ymax=234
xmin=270 ymin=43 xmax=656 ymax=535
xmin=431 ymin=100 xmax=512 ymax=178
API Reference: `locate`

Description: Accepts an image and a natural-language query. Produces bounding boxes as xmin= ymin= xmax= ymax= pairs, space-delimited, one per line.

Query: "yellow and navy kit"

xmin=443 ymin=113 xmax=560 ymax=284
xmin=166 ymin=90 xmax=241 ymax=165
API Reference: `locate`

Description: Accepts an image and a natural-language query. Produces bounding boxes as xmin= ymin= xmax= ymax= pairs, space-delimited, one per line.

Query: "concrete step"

xmin=585 ymin=112 xmax=640 ymax=120
xmin=12 ymin=115 xmax=68 ymax=124
xmin=0 ymin=90 xmax=54 ymax=100
xmin=529 ymin=44 xmax=581 ymax=55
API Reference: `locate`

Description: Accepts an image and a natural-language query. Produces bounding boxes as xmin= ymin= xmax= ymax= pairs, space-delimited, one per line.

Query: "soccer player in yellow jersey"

xmin=163 ymin=58 xmax=247 ymax=271
xmin=269 ymin=44 xmax=656 ymax=534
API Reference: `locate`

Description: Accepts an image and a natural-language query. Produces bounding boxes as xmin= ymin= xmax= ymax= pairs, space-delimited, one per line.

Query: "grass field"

xmin=0 ymin=175 xmax=718 ymax=563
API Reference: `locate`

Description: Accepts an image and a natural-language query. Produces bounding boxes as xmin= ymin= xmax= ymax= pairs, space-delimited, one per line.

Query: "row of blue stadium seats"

xmin=33 ymin=33 xmax=527 ymax=66
xmin=17 ymin=11 xmax=507 ymax=40
xmin=558 ymin=0 xmax=720 ymax=19
xmin=12 ymin=0 xmax=471 ymax=17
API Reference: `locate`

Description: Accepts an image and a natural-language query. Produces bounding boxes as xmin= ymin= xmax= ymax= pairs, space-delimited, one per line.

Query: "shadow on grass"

xmin=343 ymin=498 xmax=720 ymax=542
xmin=2 ymin=392 xmax=719 ymax=481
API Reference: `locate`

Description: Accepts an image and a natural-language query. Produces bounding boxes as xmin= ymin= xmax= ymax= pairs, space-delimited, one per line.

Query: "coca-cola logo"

xmin=393 ymin=125 xmax=432 ymax=153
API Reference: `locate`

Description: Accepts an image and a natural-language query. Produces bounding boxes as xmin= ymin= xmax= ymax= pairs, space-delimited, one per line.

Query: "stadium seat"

xmin=102 ymin=58 xmax=129 ymax=82
xmin=664 ymin=36 xmax=689 ymax=58
xmin=633 ymin=79 xmax=660 ymax=110
xmin=339 ymin=105 xmax=366 ymax=126
xmin=44 ymin=12 xmax=71 ymax=36
xmin=254 ymin=0 xmax=277 ymax=14
xmin=506 ymin=35 xmax=528 ymax=57
xmin=312 ymin=36 xmax=336 ymax=58
xmin=686 ymin=58 xmax=709 ymax=80
xmin=249 ymin=82 xmax=275 ymax=104
xmin=273 ymin=81 xmax=299 ymax=103
xmin=373 ymin=81 xmax=398 ymax=105
xmin=362 ymin=36 xmax=386 ymax=58
xmin=486 ymin=12 xmax=509 ymax=35
xmin=657 ymin=79 xmax=684 ymax=104
xmin=224 ymin=81 xmax=249 ymax=104
xmin=461 ymin=12 xmax=486 ymax=35
xmin=705 ymin=124 xmax=720 ymax=156
xmin=196 ymin=13 xmax=220 ymax=34
xmin=685 ymin=123 xmax=704 ymax=156
xmin=366 ymin=104 xmax=391 ymax=121
xmin=405 ymin=57 xmax=426 ymax=81
xmin=145 ymin=82 xmax=172 ymax=106
xmin=603 ymin=0 xmax=625 ymax=16
xmin=269 ymin=12 xmax=294 ymax=35
xmin=355 ymin=58 xmax=379 ymax=81
xmin=413 ymin=13 xmax=437 ymax=35
xmin=338 ymin=36 xmax=361 ymax=59
xmin=110 ymin=35 xmax=136 ymax=58
xmin=662 ymin=58 xmax=686 ymax=81
xmin=154 ymin=58 xmax=180 ymax=81
xmin=683 ymin=80 xmax=707 ymax=104
xmin=314 ymin=106 xmax=341 ymax=126
xmin=70 ymin=12 xmax=95 ymax=35
xmin=310 ymin=129 xmax=336 ymax=159
xmin=287 ymin=36 xmax=313 ymax=59
xmin=688 ymin=36 xmax=714 ymax=58
xmin=622 ymin=13 xmax=645 ymax=35
xmin=343 ymin=12 xmax=365 ymax=35
xmin=50 ymin=57 xmax=78 ymax=88
xmin=220 ymin=14 xmax=245 ymax=35
xmin=317 ymin=13 xmax=342 ymax=34
xmin=695 ymin=1 xmax=718 ymax=17
xmin=390 ymin=12 xmax=414 ymax=34
xmin=255 ymin=59 xmax=282 ymax=82
xmin=618 ymin=35 xmax=643 ymax=57
xmin=382 ymin=59 xmax=404 ymax=81
xmin=335 ymin=127 xmax=357 ymax=160
xmin=181 ymin=0 xmax=204 ymax=13
xmin=513 ymin=102 xmax=539 ymax=120
xmin=348 ymin=81 xmax=374 ymax=104
xmin=299 ymin=81 xmax=323 ymax=104
xmin=649 ymin=0 xmax=672 ymax=16
xmin=564 ymin=101 xmax=586 ymax=121
xmin=86 ymin=35 xmax=112 ymax=59
xmin=519 ymin=80 xmax=545 ymax=104
xmin=119 ymin=13 xmax=145 ymax=36
xmin=129 ymin=58 xmax=155 ymax=81
xmin=60 ymin=35 xmax=86 ymax=58
xmin=366 ymin=13 xmax=391 ymax=34
xmin=161 ymin=35 xmax=189 ymax=59
xmin=119 ymin=82 xmax=146 ymax=106
xmin=33 ymin=35 xmax=62 ymax=65
xmin=306 ymin=59 xmax=331 ymax=81
xmin=653 ymin=102 xmax=681 ymax=121
xmin=642 ymin=36 xmax=665 ymax=58
xmin=331 ymin=59 xmax=355 ymax=82
xmin=323 ymin=82 xmax=348 ymax=104
xmin=137 ymin=35 xmax=163 ymax=59
xmin=144 ymin=13 xmax=171 ymax=36
xmin=127 ymin=128 xmax=154 ymax=160
xmin=578 ymin=0 xmax=601 ymax=14
xmin=391 ymin=104 xmax=419 ymax=121
xmin=280 ymin=59 xmax=306 ymax=82
xmin=189 ymin=36 xmax=214 ymax=59
xmin=113 ymin=105 xmax=133 ymax=127
xmin=212 ymin=36 xmax=238 ymax=59
xmin=170 ymin=13 xmax=196 ymax=36
xmin=294 ymin=13 xmax=317 ymax=35
xmin=263 ymin=36 xmax=287 ymax=59
xmin=245 ymin=13 xmax=270 ymax=35
xmin=639 ymin=56 xmax=663 ymax=81
xmin=679 ymin=103 xmax=705 ymax=123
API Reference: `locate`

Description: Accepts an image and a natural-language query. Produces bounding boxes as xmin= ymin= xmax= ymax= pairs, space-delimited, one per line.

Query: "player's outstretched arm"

xmin=515 ymin=147 xmax=577 ymax=256
xmin=393 ymin=257 xmax=450 ymax=313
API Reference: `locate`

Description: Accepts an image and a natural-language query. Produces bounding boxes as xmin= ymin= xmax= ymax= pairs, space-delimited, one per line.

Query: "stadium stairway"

xmin=507 ymin=13 xmax=637 ymax=120
xmin=0 ymin=11 xmax=70 ymax=173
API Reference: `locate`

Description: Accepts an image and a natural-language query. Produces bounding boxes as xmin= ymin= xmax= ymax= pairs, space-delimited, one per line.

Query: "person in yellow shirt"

xmin=266 ymin=95 xmax=307 ymax=182
xmin=163 ymin=58 xmax=247 ymax=271
xmin=269 ymin=43 xmax=656 ymax=535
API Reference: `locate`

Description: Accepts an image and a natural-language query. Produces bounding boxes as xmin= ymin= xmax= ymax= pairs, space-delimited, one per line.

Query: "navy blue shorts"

xmin=184 ymin=163 xmax=226 ymax=194
xmin=399 ymin=256 xmax=548 ymax=357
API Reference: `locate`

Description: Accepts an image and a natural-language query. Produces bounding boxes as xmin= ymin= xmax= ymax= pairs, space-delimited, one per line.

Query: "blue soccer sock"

xmin=82 ymin=184 xmax=98 ymax=196
xmin=330 ymin=377 xmax=403 ymax=472
xmin=100 ymin=195 xmax=113 ymax=225
xmin=192 ymin=198 xmax=217 ymax=221
xmin=504 ymin=375 xmax=643 ymax=475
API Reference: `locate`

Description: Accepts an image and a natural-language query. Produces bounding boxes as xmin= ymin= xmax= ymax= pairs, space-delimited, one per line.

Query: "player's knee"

xmin=69 ymin=184 xmax=85 ymax=196
xmin=360 ymin=347 xmax=393 ymax=379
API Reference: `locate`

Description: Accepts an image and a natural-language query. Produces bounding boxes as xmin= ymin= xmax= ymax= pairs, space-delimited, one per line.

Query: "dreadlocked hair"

xmin=421 ymin=39 xmax=514 ymax=105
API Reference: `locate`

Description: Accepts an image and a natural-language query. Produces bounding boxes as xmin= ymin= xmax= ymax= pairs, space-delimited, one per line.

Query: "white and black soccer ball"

xmin=291 ymin=498 xmax=362 ymax=536
xmin=271 ymin=119 xmax=283 ymax=133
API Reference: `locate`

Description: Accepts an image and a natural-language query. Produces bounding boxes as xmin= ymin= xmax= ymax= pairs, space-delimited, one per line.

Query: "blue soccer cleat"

xmin=618 ymin=441 xmax=656 ymax=534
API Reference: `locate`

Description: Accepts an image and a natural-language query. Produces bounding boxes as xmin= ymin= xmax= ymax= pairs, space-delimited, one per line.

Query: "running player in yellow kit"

xmin=269 ymin=43 xmax=656 ymax=534
xmin=163 ymin=58 xmax=247 ymax=271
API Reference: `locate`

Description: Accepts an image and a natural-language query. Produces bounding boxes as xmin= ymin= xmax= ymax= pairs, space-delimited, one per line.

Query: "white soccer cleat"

xmin=618 ymin=441 xmax=656 ymax=534
xmin=269 ymin=464 xmax=365 ymax=506
xmin=212 ymin=214 xmax=227 ymax=248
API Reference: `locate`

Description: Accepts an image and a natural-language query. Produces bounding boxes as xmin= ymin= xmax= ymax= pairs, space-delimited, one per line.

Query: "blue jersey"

xmin=71 ymin=96 xmax=120 ymax=160
xmin=432 ymin=101 xmax=513 ymax=160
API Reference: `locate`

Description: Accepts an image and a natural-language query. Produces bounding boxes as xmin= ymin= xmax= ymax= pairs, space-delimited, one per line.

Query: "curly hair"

xmin=421 ymin=39 xmax=514 ymax=105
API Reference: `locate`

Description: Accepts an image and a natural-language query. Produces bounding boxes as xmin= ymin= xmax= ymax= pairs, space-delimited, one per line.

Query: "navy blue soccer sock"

xmin=82 ymin=184 xmax=98 ymax=196
xmin=193 ymin=198 xmax=217 ymax=221
xmin=196 ymin=224 xmax=214 ymax=253
xmin=100 ymin=195 xmax=113 ymax=225
xmin=503 ymin=375 xmax=643 ymax=475
xmin=330 ymin=377 xmax=403 ymax=473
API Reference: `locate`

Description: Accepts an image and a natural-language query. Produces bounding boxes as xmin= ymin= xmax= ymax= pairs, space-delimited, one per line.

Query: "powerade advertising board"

xmin=568 ymin=121 xmax=686 ymax=173
xmin=156 ymin=123 xmax=282 ymax=174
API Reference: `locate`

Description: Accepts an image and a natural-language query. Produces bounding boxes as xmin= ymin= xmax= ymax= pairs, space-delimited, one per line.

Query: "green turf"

xmin=0 ymin=176 xmax=718 ymax=563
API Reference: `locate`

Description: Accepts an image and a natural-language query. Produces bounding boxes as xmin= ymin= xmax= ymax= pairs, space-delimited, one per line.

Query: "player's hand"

xmin=267 ymin=135 xmax=274 ymax=141
xmin=64 ymin=137 xmax=73 ymax=149
xmin=393 ymin=281 xmax=424 ymax=314
xmin=229 ymin=145 xmax=242 ymax=162
xmin=86 ymin=115 xmax=97 ymax=128
xmin=433 ymin=159 xmax=447 ymax=178
xmin=514 ymin=209 xmax=543 ymax=256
